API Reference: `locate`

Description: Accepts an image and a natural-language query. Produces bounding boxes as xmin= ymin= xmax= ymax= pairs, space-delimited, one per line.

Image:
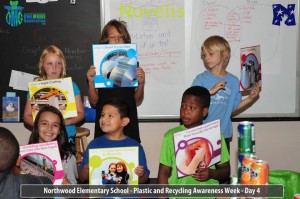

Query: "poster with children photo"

xmin=89 ymin=147 xmax=139 ymax=185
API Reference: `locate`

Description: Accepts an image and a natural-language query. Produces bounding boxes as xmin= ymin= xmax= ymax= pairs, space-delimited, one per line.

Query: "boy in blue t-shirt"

xmin=78 ymin=98 xmax=150 ymax=184
xmin=192 ymin=35 xmax=260 ymax=153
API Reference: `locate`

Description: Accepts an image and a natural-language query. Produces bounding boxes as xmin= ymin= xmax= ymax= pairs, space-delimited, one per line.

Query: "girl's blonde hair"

xmin=201 ymin=35 xmax=231 ymax=67
xmin=108 ymin=162 xmax=117 ymax=171
xmin=38 ymin=45 xmax=67 ymax=80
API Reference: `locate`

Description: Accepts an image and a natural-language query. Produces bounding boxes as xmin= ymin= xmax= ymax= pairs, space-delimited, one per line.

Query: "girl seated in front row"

xmin=28 ymin=105 xmax=78 ymax=184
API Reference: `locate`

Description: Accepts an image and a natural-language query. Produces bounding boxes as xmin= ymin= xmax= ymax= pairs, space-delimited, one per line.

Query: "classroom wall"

xmin=1 ymin=121 xmax=299 ymax=178
xmin=103 ymin=0 xmax=300 ymax=119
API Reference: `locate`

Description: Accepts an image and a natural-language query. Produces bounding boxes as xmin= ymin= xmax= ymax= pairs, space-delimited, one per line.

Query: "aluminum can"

xmin=238 ymin=121 xmax=255 ymax=153
xmin=294 ymin=194 xmax=300 ymax=199
xmin=250 ymin=160 xmax=269 ymax=185
xmin=237 ymin=152 xmax=253 ymax=183
xmin=241 ymin=154 xmax=258 ymax=184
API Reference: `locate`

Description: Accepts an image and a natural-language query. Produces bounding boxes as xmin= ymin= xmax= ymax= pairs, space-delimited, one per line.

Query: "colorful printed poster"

xmin=2 ymin=96 xmax=20 ymax=122
xmin=173 ymin=120 xmax=221 ymax=178
xmin=89 ymin=147 xmax=139 ymax=185
xmin=93 ymin=43 xmax=138 ymax=88
xmin=18 ymin=141 xmax=64 ymax=185
xmin=28 ymin=77 xmax=77 ymax=120
xmin=240 ymin=45 xmax=262 ymax=91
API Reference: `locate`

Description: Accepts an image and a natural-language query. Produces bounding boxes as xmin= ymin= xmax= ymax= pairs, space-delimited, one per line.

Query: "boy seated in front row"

xmin=158 ymin=86 xmax=230 ymax=186
xmin=78 ymin=98 xmax=150 ymax=184
xmin=0 ymin=127 xmax=52 ymax=198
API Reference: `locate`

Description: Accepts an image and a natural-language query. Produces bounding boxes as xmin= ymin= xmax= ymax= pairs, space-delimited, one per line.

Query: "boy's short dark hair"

xmin=183 ymin=86 xmax=210 ymax=108
xmin=0 ymin=127 xmax=19 ymax=173
xmin=103 ymin=98 xmax=130 ymax=119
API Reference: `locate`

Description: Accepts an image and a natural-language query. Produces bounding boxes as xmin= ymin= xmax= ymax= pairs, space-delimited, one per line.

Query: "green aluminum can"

xmin=238 ymin=121 xmax=255 ymax=153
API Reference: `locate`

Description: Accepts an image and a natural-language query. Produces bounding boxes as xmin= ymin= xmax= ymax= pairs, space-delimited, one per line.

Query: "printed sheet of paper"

xmin=173 ymin=120 xmax=221 ymax=178
xmin=19 ymin=141 xmax=64 ymax=185
xmin=93 ymin=43 xmax=138 ymax=88
xmin=89 ymin=146 xmax=139 ymax=185
xmin=28 ymin=77 xmax=77 ymax=120
xmin=9 ymin=70 xmax=38 ymax=91
xmin=240 ymin=45 xmax=262 ymax=91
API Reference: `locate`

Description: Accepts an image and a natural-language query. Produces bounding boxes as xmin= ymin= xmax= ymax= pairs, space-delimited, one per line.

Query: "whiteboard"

xmin=100 ymin=0 xmax=300 ymax=120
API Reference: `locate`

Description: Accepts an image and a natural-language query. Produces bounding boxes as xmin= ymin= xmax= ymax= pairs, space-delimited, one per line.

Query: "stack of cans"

xmin=237 ymin=121 xmax=269 ymax=185
xmin=238 ymin=121 xmax=256 ymax=183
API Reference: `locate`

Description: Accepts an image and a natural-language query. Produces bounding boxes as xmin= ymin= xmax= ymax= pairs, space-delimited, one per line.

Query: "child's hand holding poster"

xmin=173 ymin=119 xmax=221 ymax=178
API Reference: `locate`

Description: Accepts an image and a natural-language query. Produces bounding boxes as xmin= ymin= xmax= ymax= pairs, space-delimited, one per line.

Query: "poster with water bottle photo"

xmin=240 ymin=45 xmax=262 ymax=91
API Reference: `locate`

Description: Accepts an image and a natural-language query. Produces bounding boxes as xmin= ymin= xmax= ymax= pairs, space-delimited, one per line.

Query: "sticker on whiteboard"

xmin=272 ymin=4 xmax=296 ymax=26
